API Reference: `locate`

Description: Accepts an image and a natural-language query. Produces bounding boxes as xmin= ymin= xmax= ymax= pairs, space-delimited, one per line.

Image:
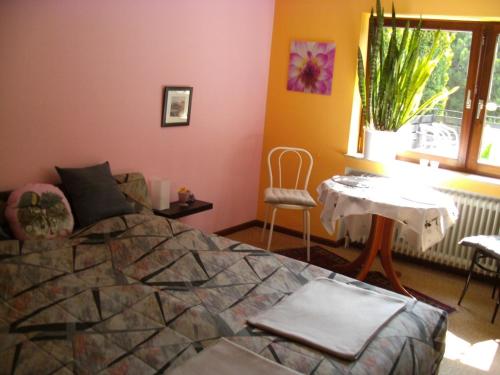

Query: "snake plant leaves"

xmin=357 ymin=0 xmax=458 ymax=132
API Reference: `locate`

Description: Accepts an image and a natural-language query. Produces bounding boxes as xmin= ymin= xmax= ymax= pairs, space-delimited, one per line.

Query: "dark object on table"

xmin=55 ymin=161 xmax=134 ymax=227
xmin=154 ymin=199 xmax=212 ymax=219
xmin=458 ymin=235 xmax=500 ymax=323
xmin=178 ymin=190 xmax=195 ymax=205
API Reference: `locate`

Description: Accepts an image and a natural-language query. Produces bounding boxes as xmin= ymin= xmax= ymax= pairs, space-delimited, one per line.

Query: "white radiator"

xmin=343 ymin=169 xmax=500 ymax=275
xmin=394 ymin=187 xmax=500 ymax=274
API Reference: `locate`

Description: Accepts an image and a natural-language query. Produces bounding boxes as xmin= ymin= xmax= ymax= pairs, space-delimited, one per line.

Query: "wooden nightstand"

xmin=153 ymin=200 xmax=213 ymax=219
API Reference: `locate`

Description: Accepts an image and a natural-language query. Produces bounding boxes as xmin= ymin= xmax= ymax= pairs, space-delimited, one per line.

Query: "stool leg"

xmin=492 ymin=280 xmax=500 ymax=324
xmin=458 ymin=248 xmax=479 ymax=305
xmin=492 ymin=260 xmax=500 ymax=324
xmin=492 ymin=261 xmax=500 ymax=299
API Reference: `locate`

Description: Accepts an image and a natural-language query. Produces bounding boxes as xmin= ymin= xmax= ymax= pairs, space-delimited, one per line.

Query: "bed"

xmin=0 ymin=173 xmax=447 ymax=374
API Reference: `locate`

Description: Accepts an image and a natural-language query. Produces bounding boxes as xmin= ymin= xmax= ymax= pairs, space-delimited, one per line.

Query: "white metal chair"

xmin=415 ymin=123 xmax=459 ymax=156
xmin=458 ymin=235 xmax=500 ymax=324
xmin=261 ymin=146 xmax=316 ymax=261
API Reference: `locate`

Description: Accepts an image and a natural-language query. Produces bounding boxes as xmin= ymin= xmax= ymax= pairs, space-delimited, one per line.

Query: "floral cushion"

xmin=5 ymin=183 xmax=74 ymax=240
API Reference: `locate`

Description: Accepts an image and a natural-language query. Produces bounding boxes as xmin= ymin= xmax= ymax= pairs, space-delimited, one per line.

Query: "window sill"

xmin=344 ymin=153 xmax=500 ymax=198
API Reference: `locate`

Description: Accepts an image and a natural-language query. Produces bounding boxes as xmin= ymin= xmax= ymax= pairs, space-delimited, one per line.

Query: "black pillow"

xmin=55 ymin=162 xmax=134 ymax=227
xmin=0 ymin=192 xmax=13 ymax=239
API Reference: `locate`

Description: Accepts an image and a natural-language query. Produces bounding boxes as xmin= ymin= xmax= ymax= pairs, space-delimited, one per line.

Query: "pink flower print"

xmin=287 ymin=41 xmax=335 ymax=95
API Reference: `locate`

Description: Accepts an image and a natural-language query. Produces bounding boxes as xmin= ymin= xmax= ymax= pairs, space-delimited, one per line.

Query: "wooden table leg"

xmin=355 ymin=215 xmax=385 ymax=281
xmin=332 ymin=214 xmax=413 ymax=297
xmin=332 ymin=214 xmax=384 ymax=282
xmin=331 ymin=214 xmax=379 ymax=275
xmin=378 ymin=216 xmax=413 ymax=297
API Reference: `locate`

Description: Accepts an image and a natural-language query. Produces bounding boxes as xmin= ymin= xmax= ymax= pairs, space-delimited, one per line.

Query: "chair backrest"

xmin=267 ymin=146 xmax=313 ymax=190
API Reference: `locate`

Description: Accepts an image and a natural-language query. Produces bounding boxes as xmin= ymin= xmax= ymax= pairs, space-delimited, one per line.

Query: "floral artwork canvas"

xmin=287 ymin=41 xmax=335 ymax=95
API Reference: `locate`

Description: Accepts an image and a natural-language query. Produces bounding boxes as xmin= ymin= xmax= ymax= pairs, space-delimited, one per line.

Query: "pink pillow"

xmin=5 ymin=183 xmax=74 ymax=240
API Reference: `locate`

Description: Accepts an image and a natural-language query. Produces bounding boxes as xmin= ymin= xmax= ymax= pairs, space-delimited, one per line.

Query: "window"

xmin=360 ymin=19 xmax=500 ymax=178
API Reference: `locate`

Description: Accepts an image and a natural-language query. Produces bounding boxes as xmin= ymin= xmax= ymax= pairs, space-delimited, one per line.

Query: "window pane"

xmin=478 ymin=35 xmax=500 ymax=167
xmin=405 ymin=30 xmax=472 ymax=159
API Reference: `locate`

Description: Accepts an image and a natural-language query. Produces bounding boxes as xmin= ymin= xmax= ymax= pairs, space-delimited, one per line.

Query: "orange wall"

xmin=259 ymin=0 xmax=500 ymax=239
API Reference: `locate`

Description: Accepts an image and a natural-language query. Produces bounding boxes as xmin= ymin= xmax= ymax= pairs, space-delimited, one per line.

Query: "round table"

xmin=317 ymin=175 xmax=458 ymax=296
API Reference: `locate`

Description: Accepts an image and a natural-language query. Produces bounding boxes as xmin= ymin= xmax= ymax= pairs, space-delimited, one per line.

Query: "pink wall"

xmin=0 ymin=0 xmax=275 ymax=232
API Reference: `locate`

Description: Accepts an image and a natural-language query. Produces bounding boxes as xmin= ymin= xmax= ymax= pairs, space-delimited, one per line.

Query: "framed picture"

xmin=287 ymin=40 xmax=335 ymax=95
xmin=162 ymin=86 xmax=193 ymax=127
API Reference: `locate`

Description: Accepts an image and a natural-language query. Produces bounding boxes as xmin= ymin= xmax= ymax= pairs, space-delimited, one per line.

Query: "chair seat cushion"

xmin=459 ymin=235 xmax=500 ymax=259
xmin=264 ymin=188 xmax=316 ymax=207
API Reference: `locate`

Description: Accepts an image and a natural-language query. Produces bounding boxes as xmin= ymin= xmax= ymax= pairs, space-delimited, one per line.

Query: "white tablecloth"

xmin=317 ymin=175 xmax=458 ymax=251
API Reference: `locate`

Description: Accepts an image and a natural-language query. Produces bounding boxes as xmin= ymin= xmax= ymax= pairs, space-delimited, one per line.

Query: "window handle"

xmin=476 ymin=99 xmax=485 ymax=120
xmin=465 ymin=89 xmax=472 ymax=109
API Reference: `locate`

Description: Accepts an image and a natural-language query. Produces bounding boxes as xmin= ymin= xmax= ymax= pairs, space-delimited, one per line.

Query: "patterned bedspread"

xmin=0 ymin=175 xmax=447 ymax=374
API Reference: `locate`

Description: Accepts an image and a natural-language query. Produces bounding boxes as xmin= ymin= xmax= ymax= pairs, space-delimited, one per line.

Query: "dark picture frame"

xmin=162 ymin=86 xmax=193 ymax=127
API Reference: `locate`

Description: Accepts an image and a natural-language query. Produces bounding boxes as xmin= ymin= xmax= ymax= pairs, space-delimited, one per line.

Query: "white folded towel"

xmin=167 ymin=338 xmax=301 ymax=375
xmin=248 ymin=278 xmax=407 ymax=360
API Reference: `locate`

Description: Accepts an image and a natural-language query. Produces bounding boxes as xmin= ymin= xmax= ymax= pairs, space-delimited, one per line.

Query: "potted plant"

xmin=357 ymin=0 xmax=457 ymax=161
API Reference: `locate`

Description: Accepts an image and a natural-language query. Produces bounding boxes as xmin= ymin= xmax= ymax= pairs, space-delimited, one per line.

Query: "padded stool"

xmin=457 ymin=235 xmax=500 ymax=323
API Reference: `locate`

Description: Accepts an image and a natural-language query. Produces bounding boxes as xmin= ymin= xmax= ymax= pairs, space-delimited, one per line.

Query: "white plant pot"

xmin=364 ymin=128 xmax=399 ymax=162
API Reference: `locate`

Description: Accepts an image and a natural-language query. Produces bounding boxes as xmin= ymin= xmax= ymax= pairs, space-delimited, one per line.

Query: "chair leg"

xmin=306 ymin=209 xmax=311 ymax=262
xmin=261 ymin=204 xmax=269 ymax=242
xmin=302 ymin=210 xmax=307 ymax=244
xmin=266 ymin=207 xmax=278 ymax=251
xmin=458 ymin=248 xmax=479 ymax=306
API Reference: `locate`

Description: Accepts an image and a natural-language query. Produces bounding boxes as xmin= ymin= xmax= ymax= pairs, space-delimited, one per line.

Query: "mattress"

xmin=0 ymin=212 xmax=447 ymax=374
